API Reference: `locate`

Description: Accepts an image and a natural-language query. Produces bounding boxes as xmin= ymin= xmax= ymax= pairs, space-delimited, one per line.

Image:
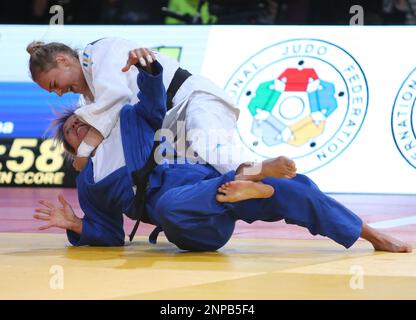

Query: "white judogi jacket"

xmin=75 ymin=37 xmax=243 ymax=173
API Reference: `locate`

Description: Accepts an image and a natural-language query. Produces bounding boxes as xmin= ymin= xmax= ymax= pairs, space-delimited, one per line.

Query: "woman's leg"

xmin=225 ymin=174 xmax=364 ymax=249
xmin=223 ymin=174 xmax=412 ymax=252
xmin=151 ymin=168 xmax=412 ymax=253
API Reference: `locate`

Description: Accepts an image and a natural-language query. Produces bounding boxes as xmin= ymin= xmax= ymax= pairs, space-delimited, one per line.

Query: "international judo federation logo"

xmin=392 ymin=68 xmax=416 ymax=169
xmin=225 ymin=39 xmax=368 ymax=173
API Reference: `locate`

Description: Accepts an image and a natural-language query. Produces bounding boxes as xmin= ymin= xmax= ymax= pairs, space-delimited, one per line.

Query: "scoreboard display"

xmin=0 ymin=138 xmax=76 ymax=186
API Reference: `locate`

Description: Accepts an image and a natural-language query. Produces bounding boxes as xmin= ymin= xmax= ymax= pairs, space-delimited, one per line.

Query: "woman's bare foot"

xmin=216 ymin=180 xmax=274 ymax=203
xmin=261 ymin=156 xmax=296 ymax=179
xmin=236 ymin=156 xmax=296 ymax=181
xmin=360 ymin=224 xmax=413 ymax=253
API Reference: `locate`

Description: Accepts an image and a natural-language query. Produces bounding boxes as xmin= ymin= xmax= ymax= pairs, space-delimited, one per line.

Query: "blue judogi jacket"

xmin=67 ymin=61 xmax=167 ymax=246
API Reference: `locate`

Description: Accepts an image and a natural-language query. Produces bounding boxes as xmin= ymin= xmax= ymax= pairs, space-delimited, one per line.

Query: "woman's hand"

xmin=122 ymin=48 xmax=156 ymax=73
xmin=34 ymin=195 xmax=82 ymax=234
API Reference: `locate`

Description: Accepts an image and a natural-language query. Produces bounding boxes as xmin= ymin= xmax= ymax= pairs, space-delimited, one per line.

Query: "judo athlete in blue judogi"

xmin=34 ymin=61 xmax=412 ymax=253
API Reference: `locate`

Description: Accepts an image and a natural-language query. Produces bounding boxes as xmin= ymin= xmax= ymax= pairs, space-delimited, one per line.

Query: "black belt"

xmin=128 ymin=66 xmax=192 ymax=243
xmin=128 ymin=140 xmax=159 ymax=242
xmin=166 ymin=67 xmax=192 ymax=111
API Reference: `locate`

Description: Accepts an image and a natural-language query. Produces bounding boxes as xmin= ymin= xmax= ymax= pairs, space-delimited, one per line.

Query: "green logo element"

xmin=247 ymin=80 xmax=281 ymax=116
xmin=153 ymin=46 xmax=182 ymax=62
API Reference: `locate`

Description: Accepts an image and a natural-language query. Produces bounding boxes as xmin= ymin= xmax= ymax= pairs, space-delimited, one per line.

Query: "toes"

xmin=392 ymin=240 xmax=412 ymax=253
xmin=216 ymin=194 xmax=227 ymax=203
xmin=392 ymin=242 xmax=412 ymax=253
xmin=398 ymin=245 xmax=409 ymax=253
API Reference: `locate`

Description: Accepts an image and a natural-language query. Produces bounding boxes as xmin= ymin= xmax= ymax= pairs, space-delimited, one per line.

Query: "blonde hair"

xmin=26 ymin=41 xmax=79 ymax=81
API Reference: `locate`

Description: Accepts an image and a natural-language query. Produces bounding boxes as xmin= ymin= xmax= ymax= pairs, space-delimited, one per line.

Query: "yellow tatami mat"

xmin=0 ymin=233 xmax=414 ymax=299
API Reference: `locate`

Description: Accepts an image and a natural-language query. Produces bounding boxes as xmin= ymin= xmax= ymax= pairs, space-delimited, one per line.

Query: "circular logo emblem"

xmin=224 ymin=39 xmax=369 ymax=173
xmin=392 ymin=68 xmax=416 ymax=169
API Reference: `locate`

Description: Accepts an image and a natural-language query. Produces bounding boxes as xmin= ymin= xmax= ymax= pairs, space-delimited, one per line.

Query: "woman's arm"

xmin=74 ymin=40 xmax=136 ymax=139
xmin=34 ymin=194 xmax=125 ymax=246
xmin=72 ymin=126 xmax=103 ymax=171
xmin=72 ymin=42 xmax=156 ymax=170
xmin=132 ymin=60 xmax=167 ymax=130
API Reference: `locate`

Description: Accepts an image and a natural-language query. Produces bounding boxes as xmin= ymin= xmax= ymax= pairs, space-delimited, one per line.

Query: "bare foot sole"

xmin=216 ymin=180 xmax=274 ymax=203
xmin=237 ymin=156 xmax=296 ymax=180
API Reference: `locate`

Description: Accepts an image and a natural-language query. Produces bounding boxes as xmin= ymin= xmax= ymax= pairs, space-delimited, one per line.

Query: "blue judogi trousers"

xmin=145 ymin=165 xmax=363 ymax=252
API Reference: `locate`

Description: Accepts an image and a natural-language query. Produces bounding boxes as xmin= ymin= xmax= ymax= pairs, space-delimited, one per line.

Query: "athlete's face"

xmin=36 ymin=53 xmax=89 ymax=97
xmin=63 ymin=115 xmax=90 ymax=153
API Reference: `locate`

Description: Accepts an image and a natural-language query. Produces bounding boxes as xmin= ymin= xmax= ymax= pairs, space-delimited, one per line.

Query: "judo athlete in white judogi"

xmin=27 ymin=37 xmax=244 ymax=174
xmin=34 ymin=61 xmax=412 ymax=253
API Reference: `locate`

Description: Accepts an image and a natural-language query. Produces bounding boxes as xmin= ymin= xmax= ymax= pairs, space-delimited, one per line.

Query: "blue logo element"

xmin=391 ymin=68 xmax=416 ymax=169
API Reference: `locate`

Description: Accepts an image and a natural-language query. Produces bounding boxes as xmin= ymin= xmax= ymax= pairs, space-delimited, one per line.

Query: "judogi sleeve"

xmin=74 ymin=40 xmax=134 ymax=138
xmin=133 ymin=61 xmax=166 ymax=129
xmin=67 ymin=217 xmax=124 ymax=247
xmin=66 ymin=212 xmax=125 ymax=247
xmin=66 ymin=169 xmax=127 ymax=247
